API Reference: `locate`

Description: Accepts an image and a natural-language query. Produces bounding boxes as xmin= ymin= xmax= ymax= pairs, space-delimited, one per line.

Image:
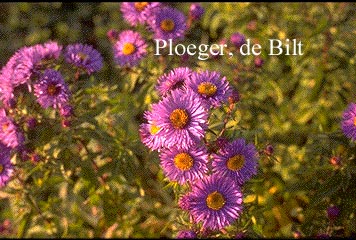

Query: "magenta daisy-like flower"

xmin=1 ymin=41 xmax=62 ymax=86
xmin=59 ymin=104 xmax=74 ymax=118
xmin=34 ymin=69 xmax=70 ymax=109
xmin=0 ymin=41 xmax=63 ymax=108
xmin=153 ymin=89 xmax=208 ymax=149
xmin=212 ymin=138 xmax=259 ymax=186
xmin=64 ymin=44 xmax=103 ymax=74
xmin=139 ymin=106 xmax=166 ymax=151
xmin=36 ymin=41 xmax=63 ymax=61
xmin=341 ymin=103 xmax=356 ymax=141
xmin=159 ymin=144 xmax=209 ymax=184
xmin=2 ymin=46 xmax=36 ymax=88
xmin=186 ymin=70 xmax=232 ymax=108
xmin=113 ymin=30 xmax=147 ymax=67
xmin=183 ymin=174 xmax=243 ymax=231
xmin=120 ymin=2 xmax=161 ymax=26
xmin=189 ymin=3 xmax=204 ymax=21
xmin=178 ymin=193 xmax=192 ymax=211
xmin=0 ymin=111 xmax=23 ymax=149
xmin=230 ymin=32 xmax=246 ymax=48
xmin=0 ymin=143 xmax=13 ymax=188
xmin=156 ymin=67 xmax=192 ymax=97
xmin=148 ymin=7 xmax=187 ymax=41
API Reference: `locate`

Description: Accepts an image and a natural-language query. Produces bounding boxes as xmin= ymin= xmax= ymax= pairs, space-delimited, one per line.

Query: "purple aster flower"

xmin=184 ymin=174 xmax=243 ymax=231
xmin=59 ymin=104 xmax=74 ymax=117
xmin=113 ymin=30 xmax=147 ymax=67
xmin=26 ymin=117 xmax=37 ymax=130
xmin=189 ymin=3 xmax=204 ymax=20
xmin=0 ymin=143 xmax=13 ymax=188
xmin=36 ymin=41 xmax=62 ymax=61
xmin=327 ymin=206 xmax=340 ymax=221
xmin=178 ymin=193 xmax=192 ymax=211
xmin=120 ymin=2 xmax=161 ymax=26
xmin=0 ymin=112 xmax=23 ymax=149
xmin=176 ymin=230 xmax=197 ymax=239
xmin=153 ymin=89 xmax=208 ymax=149
xmin=228 ymin=87 xmax=240 ymax=105
xmin=254 ymin=56 xmax=264 ymax=68
xmin=341 ymin=103 xmax=356 ymax=141
xmin=230 ymin=32 xmax=246 ymax=48
xmin=186 ymin=70 xmax=232 ymax=108
xmin=148 ymin=7 xmax=187 ymax=41
xmin=2 ymin=46 xmax=35 ymax=88
xmin=64 ymin=44 xmax=103 ymax=74
xmin=212 ymin=138 xmax=259 ymax=186
xmin=34 ymin=69 xmax=70 ymax=109
xmin=156 ymin=67 xmax=192 ymax=97
xmin=139 ymin=106 xmax=166 ymax=151
xmin=0 ymin=42 xmax=62 ymax=95
xmin=159 ymin=144 xmax=209 ymax=184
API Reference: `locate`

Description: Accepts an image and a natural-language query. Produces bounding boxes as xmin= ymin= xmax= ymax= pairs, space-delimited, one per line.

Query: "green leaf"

xmin=17 ymin=210 xmax=33 ymax=238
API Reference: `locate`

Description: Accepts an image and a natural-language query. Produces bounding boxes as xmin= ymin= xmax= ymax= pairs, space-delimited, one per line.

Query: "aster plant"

xmin=64 ymin=43 xmax=103 ymax=75
xmin=156 ymin=67 xmax=192 ymax=97
xmin=140 ymin=66 xmax=261 ymax=237
xmin=148 ymin=88 xmax=208 ymax=149
xmin=112 ymin=30 xmax=148 ymax=67
xmin=148 ymin=6 xmax=187 ymax=41
xmin=120 ymin=2 xmax=161 ymax=26
xmin=186 ymin=70 xmax=233 ymax=109
xmin=182 ymin=174 xmax=244 ymax=231
xmin=0 ymin=41 xmax=103 ymax=189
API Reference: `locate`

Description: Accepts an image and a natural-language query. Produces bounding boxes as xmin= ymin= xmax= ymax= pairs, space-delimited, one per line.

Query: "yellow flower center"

xmin=134 ymin=2 xmax=148 ymax=12
xmin=227 ymin=154 xmax=245 ymax=171
xmin=0 ymin=164 xmax=3 ymax=173
xmin=198 ymin=82 xmax=217 ymax=97
xmin=2 ymin=122 xmax=9 ymax=132
xmin=160 ymin=19 xmax=175 ymax=32
xmin=354 ymin=116 xmax=356 ymax=126
xmin=149 ymin=124 xmax=160 ymax=135
xmin=174 ymin=152 xmax=194 ymax=171
xmin=206 ymin=191 xmax=226 ymax=210
xmin=47 ymin=84 xmax=59 ymax=96
xmin=122 ymin=43 xmax=136 ymax=55
xmin=169 ymin=109 xmax=189 ymax=129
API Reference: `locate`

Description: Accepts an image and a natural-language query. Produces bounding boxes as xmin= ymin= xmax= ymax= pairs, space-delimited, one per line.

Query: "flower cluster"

xmin=140 ymin=67 xmax=259 ymax=234
xmin=0 ymin=41 xmax=103 ymax=187
xmin=109 ymin=3 xmax=202 ymax=68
